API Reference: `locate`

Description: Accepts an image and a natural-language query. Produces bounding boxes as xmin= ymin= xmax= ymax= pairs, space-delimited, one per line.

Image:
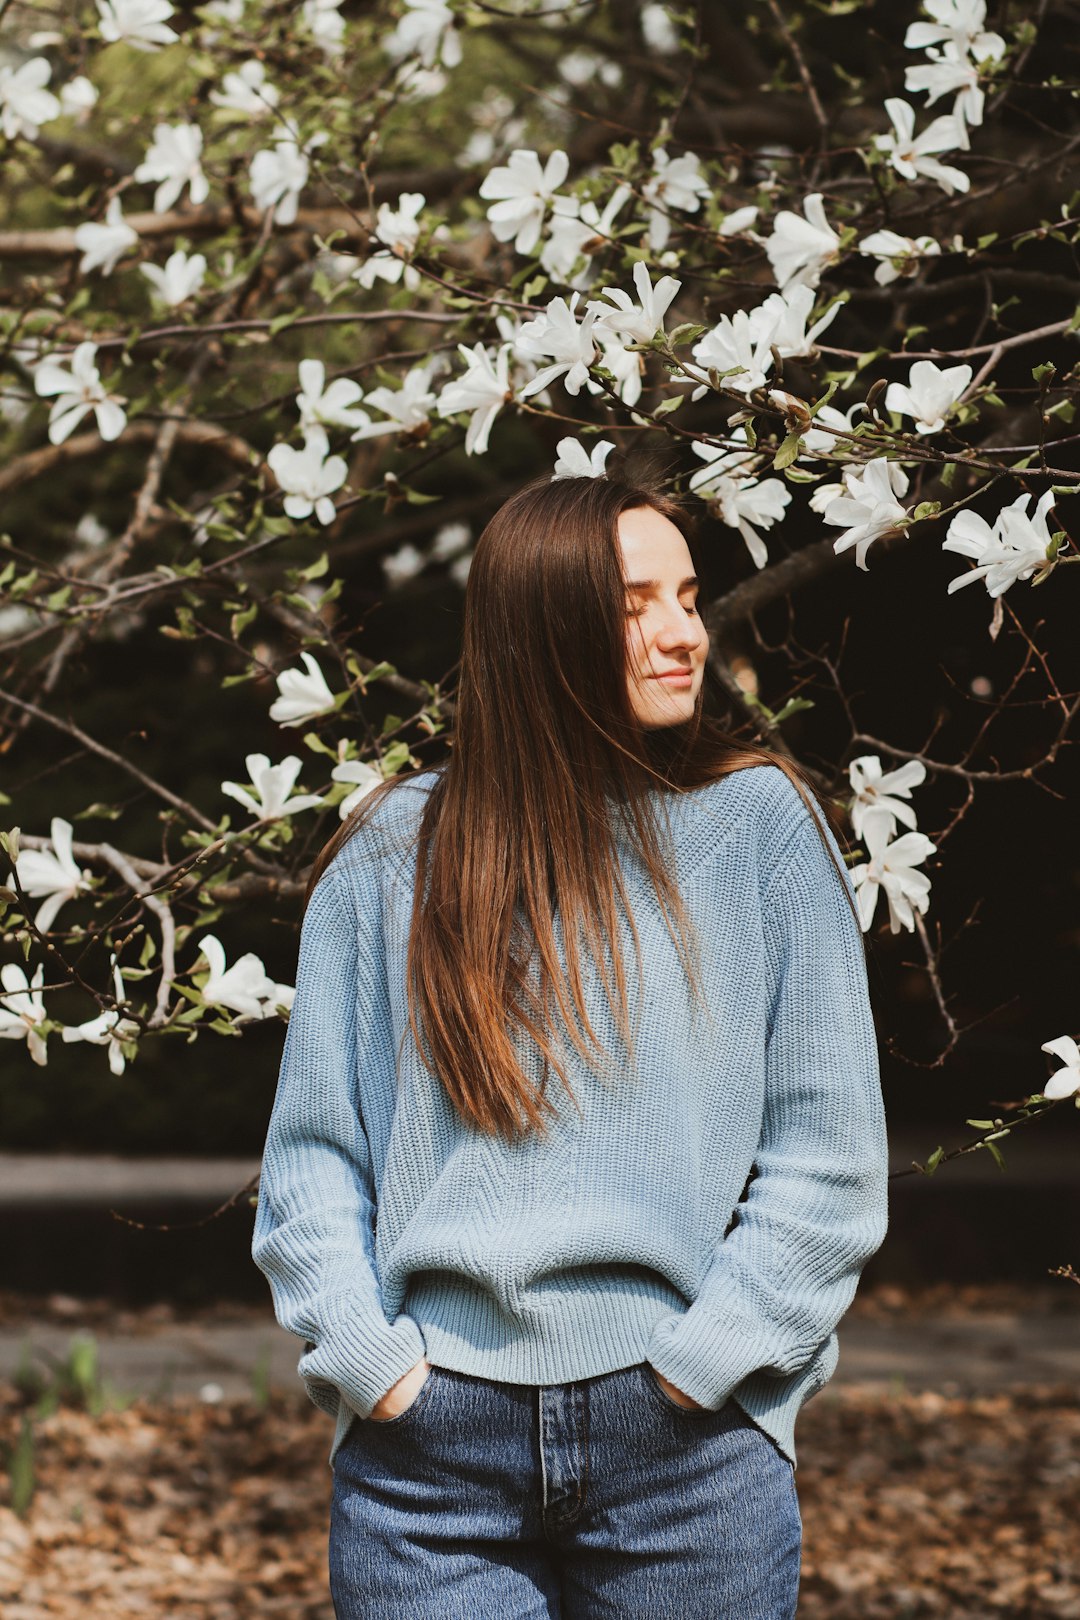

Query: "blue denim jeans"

xmin=329 ymin=1360 xmax=802 ymax=1618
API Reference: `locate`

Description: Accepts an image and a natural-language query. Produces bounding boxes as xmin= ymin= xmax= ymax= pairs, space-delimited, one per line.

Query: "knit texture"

xmin=252 ymin=763 xmax=889 ymax=1471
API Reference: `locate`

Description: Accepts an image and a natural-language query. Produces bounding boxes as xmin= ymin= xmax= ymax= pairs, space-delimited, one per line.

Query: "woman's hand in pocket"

xmin=369 ymin=1357 xmax=431 ymax=1421
xmin=648 ymin=1365 xmax=705 ymax=1409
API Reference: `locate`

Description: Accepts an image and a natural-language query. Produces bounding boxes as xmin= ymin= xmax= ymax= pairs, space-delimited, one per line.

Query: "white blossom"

xmin=269 ymin=651 xmax=337 ymax=727
xmin=34 ymin=341 xmax=127 ymax=445
xmin=140 ymin=247 xmax=207 ymax=306
xmin=539 ymin=185 xmax=629 ymax=288
xmin=905 ymin=43 xmax=985 ymax=133
xmin=640 ymin=5 xmax=680 ymax=54
xmin=221 ymin=753 xmax=324 ymax=821
xmin=941 ymin=490 xmax=1056 ymax=598
xmin=854 ymin=822 xmax=939 ymax=939
xmin=199 ymin=0 xmax=245 ymax=22
xmin=448 ymin=551 xmax=472 ymax=589
xmin=74 ymin=195 xmax=138 ymax=277
xmin=436 ymin=342 xmax=512 ymax=455
xmin=0 ymin=57 xmax=61 ymax=140
xmin=851 ymin=816 xmax=936 ymax=934
xmin=874 ymin=99 xmax=970 ymax=194
xmin=905 ymin=0 xmax=1005 ymax=62
xmin=750 ymin=283 xmax=841 ymax=359
xmin=715 ymin=477 xmax=791 ymax=570
xmin=266 ymin=427 xmax=348 ymax=524
xmin=885 ymin=358 xmax=972 ymax=433
xmin=848 ymin=754 xmax=927 ymax=840
xmin=295 ymin=358 xmax=369 ymax=434
xmin=353 ymin=191 xmax=424 ymax=290
xmin=858 ymin=228 xmax=941 ymax=286
xmin=61 ymin=957 xmax=140 ymax=1075
xmin=801 ymin=401 xmax=865 ymax=462
xmin=7 ymin=818 xmax=92 ymax=934
xmin=690 ymin=309 xmax=774 ymax=398
xmin=479 ymin=148 xmax=569 ymax=256
xmin=686 ymin=432 xmax=760 ymax=494
xmin=301 ymin=0 xmax=345 ymax=54
xmin=719 ymin=205 xmax=759 ymax=237
xmin=350 ymin=362 xmax=440 ymax=440
xmin=0 ymin=963 xmax=48 ymax=1066
xmin=592 ymin=259 xmax=681 ymax=346
xmin=96 ymin=0 xmax=179 ymax=50
xmin=331 ymin=759 xmax=384 ymax=819
xmin=688 ymin=433 xmax=790 ymax=569
xmin=134 ymin=122 xmax=209 ymax=213
xmin=559 ymin=50 xmax=621 ymax=89
xmin=640 ymin=147 xmax=710 ymax=253
xmin=552 ymin=437 xmax=616 ymax=479
xmin=249 ymin=133 xmax=327 ymax=226
xmin=1040 ymin=1036 xmax=1080 ymax=1100
xmin=382 ymin=542 xmax=427 ymax=587
xmin=397 ymin=65 xmax=447 ymax=100
xmin=764 ymin=192 xmax=840 ymax=292
xmin=824 ymin=458 xmax=911 ymax=570
xmin=383 ymin=0 xmax=462 ymax=70
xmin=197 ymin=935 xmax=294 ymax=1022
xmin=589 ymin=333 xmax=645 ymax=406
xmin=429 ymin=521 xmax=471 ymax=560
xmin=59 ymin=75 xmax=99 ymax=120
xmin=208 ymin=59 xmax=280 ymax=116
xmin=516 ymin=293 xmax=599 ymax=398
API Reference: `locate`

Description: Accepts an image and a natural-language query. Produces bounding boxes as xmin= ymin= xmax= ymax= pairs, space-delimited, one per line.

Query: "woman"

xmin=252 ymin=471 xmax=889 ymax=1619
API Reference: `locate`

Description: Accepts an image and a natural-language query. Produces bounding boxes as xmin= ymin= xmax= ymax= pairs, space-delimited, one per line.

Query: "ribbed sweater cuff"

xmin=645 ymin=1306 xmax=780 ymax=1411
xmin=300 ymin=1312 xmax=427 ymax=1418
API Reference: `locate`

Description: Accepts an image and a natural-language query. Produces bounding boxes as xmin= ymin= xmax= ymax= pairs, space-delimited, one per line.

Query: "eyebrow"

xmin=624 ymin=576 xmax=700 ymax=592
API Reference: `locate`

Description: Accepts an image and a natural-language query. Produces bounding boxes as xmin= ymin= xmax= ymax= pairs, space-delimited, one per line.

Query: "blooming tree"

xmin=1 ymin=0 xmax=1078 ymax=1209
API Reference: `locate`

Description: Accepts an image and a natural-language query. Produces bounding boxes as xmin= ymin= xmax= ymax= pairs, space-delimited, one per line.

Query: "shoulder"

xmin=679 ymin=764 xmax=844 ymax=895
xmin=318 ymin=767 xmax=443 ymax=900
xmin=680 ymin=763 xmax=822 ymax=847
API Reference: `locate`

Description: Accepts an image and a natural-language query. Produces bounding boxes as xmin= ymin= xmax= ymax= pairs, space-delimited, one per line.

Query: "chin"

xmin=640 ymin=700 xmax=697 ymax=729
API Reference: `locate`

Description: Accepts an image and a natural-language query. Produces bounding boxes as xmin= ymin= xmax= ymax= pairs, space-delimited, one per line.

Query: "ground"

xmin=0 ymin=1283 xmax=1077 ymax=1618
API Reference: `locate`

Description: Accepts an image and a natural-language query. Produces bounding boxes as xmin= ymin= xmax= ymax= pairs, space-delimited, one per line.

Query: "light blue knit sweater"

xmin=252 ymin=763 xmax=889 ymax=1471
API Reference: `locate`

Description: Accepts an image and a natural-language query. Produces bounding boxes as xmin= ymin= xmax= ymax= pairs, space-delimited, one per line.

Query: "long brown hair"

xmin=304 ymin=474 xmax=858 ymax=1143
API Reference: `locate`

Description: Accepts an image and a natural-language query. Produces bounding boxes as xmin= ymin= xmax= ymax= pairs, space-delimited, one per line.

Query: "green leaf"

xmin=771 ymin=696 xmax=815 ymax=725
xmin=230 ymin=602 xmax=258 ymax=638
xmin=773 ymin=432 xmax=803 ymax=470
xmin=268 ymin=309 xmax=302 ymax=336
xmin=922 ymin=1145 xmax=945 ymax=1175
xmin=983 ymin=1138 xmax=1007 ymax=1171
xmin=299 ymin=551 xmax=329 ymax=582
xmin=302 ymin=730 xmax=339 ymax=759
xmin=912 ymin=500 xmax=941 ymax=521
xmin=653 ymin=393 xmax=685 ymax=417
xmin=1032 ymin=361 xmax=1056 ymax=384
xmin=380 ymin=741 xmax=412 ymax=776
xmin=668 ymin=322 xmax=708 ymax=345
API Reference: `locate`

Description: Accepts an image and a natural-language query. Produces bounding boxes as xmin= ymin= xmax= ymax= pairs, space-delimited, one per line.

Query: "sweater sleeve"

xmin=644 ymin=800 xmax=889 ymax=1409
xmin=251 ymin=864 xmax=427 ymax=1419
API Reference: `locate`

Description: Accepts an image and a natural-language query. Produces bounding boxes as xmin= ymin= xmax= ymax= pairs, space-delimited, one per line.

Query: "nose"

xmin=655 ymin=601 xmax=706 ymax=654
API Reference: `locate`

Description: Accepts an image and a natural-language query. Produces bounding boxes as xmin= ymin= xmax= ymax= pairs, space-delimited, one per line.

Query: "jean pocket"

xmin=639 ymin=1362 xmax=714 ymax=1417
xmin=365 ymin=1363 xmax=440 ymax=1427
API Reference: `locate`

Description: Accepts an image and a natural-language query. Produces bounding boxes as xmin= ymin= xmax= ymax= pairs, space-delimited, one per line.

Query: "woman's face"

xmin=617 ymin=505 xmax=709 ymax=729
